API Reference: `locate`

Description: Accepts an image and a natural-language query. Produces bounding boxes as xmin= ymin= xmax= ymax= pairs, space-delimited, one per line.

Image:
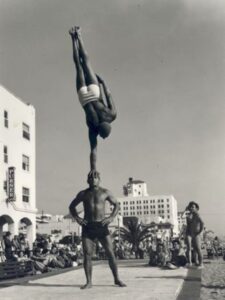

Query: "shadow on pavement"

xmin=201 ymin=284 xmax=225 ymax=290
xmin=177 ymin=268 xmax=201 ymax=300
xmin=24 ymin=283 xmax=116 ymax=288
xmin=136 ymin=275 xmax=186 ymax=280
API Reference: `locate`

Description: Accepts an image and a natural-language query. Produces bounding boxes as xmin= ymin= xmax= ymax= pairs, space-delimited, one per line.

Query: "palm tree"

xmin=113 ymin=218 xmax=154 ymax=258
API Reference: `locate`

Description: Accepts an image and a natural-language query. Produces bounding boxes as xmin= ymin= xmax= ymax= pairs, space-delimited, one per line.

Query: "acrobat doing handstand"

xmin=69 ymin=27 xmax=117 ymax=172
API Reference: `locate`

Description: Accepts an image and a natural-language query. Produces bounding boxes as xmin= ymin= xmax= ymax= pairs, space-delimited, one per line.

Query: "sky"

xmin=0 ymin=0 xmax=225 ymax=236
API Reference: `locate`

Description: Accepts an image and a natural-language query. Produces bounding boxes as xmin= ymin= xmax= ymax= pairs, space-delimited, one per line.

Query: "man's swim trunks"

xmin=82 ymin=221 xmax=110 ymax=240
xmin=78 ymin=84 xmax=100 ymax=107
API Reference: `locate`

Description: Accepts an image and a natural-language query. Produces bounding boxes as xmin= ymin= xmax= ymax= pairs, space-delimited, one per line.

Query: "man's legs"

xmin=81 ymin=237 xmax=95 ymax=289
xmin=186 ymin=235 xmax=192 ymax=266
xmin=192 ymin=235 xmax=203 ymax=267
xmin=99 ymin=235 xmax=126 ymax=287
xmin=69 ymin=28 xmax=86 ymax=91
xmin=76 ymin=27 xmax=99 ymax=86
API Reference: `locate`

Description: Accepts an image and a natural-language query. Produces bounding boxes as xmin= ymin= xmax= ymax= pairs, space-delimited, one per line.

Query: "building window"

xmin=4 ymin=110 xmax=8 ymax=128
xmin=168 ymin=216 xmax=170 ymax=219
xmin=4 ymin=146 xmax=8 ymax=163
xmin=22 ymin=187 xmax=30 ymax=203
xmin=22 ymin=155 xmax=30 ymax=171
xmin=3 ymin=180 xmax=7 ymax=192
xmin=22 ymin=123 xmax=30 ymax=140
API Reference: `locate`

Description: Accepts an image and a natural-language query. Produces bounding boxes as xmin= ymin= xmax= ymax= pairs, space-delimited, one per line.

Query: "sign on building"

xmin=8 ymin=167 xmax=16 ymax=201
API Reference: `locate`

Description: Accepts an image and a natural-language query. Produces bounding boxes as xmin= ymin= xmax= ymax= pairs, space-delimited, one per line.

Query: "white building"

xmin=113 ymin=178 xmax=179 ymax=235
xmin=0 ymin=86 xmax=37 ymax=246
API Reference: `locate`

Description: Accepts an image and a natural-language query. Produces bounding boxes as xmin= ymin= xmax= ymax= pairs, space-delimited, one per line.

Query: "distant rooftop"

xmin=131 ymin=180 xmax=145 ymax=184
xmin=128 ymin=177 xmax=145 ymax=184
xmin=0 ymin=85 xmax=34 ymax=107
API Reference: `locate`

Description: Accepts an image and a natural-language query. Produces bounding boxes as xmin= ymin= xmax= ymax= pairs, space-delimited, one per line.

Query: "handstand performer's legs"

xmin=81 ymin=237 xmax=95 ymax=289
xmin=76 ymin=27 xmax=98 ymax=86
xmin=99 ymin=235 xmax=126 ymax=287
xmin=70 ymin=29 xmax=86 ymax=91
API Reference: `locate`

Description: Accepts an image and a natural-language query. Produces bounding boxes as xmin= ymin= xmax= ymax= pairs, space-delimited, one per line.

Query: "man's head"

xmin=50 ymin=246 xmax=58 ymax=254
xmin=188 ymin=201 xmax=199 ymax=213
xmin=172 ymin=240 xmax=180 ymax=250
xmin=87 ymin=170 xmax=100 ymax=187
xmin=98 ymin=122 xmax=111 ymax=139
xmin=5 ymin=231 xmax=11 ymax=238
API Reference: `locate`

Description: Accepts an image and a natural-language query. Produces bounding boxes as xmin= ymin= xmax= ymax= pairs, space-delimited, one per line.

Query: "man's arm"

xmin=101 ymin=190 xmax=119 ymax=226
xmin=69 ymin=191 xmax=87 ymax=225
xmin=97 ymin=75 xmax=117 ymax=119
xmin=69 ymin=28 xmax=79 ymax=66
xmin=89 ymin=128 xmax=97 ymax=171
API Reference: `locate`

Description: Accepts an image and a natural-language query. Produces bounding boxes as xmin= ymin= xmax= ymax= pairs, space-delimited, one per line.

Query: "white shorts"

xmin=78 ymin=84 xmax=100 ymax=107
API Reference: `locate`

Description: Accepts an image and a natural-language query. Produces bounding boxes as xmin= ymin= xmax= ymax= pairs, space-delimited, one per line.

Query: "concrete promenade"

xmin=0 ymin=260 xmax=201 ymax=300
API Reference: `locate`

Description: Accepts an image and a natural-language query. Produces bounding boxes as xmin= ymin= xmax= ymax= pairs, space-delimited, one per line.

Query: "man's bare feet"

xmin=114 ymin=279 xmax=126 ymax=287
xmin=80 ymin=282 xmax=92 ymax=289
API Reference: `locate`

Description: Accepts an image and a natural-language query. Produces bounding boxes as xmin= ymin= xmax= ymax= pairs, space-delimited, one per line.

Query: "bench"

xmin=0 ymin=260 xmax=34 ymax=280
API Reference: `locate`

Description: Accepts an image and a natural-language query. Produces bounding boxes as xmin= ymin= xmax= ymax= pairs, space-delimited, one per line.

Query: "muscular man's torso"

xmin=186 ymin=213 xmax=202 ymax=236
xmin=82 ymin=187 xmax=108 ymax=222
xmin=84 ymin=101 xmax=115 ymax=129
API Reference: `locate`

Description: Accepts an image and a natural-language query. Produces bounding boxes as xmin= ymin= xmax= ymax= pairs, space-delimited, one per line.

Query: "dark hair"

xmin=87 ymin=171 xmax=100 ymax=180
xmin=188 ymin=201 xmax=199 ymax=210
xmin=172 ymin=239 xmax=180 ymax=245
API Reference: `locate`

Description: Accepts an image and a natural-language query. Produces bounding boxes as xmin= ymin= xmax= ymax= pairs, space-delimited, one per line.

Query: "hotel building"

xmin=0 ymin=86 xmax=37 ymax=245
xmin=111 ymin=178 xmax=179 ymax=235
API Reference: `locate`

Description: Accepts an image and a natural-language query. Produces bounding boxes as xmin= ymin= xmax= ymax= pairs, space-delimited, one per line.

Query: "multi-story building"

xmin=0 ymin=86 xmax=37 ymax=246
xmin=110 ymin=178 xmax=179 ymax=235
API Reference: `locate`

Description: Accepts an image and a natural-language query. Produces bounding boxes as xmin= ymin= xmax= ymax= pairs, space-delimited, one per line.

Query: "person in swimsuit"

xmin=185 ymin=201 xmax=204 ymax=268
xmin=69 ymin=171 xmax=126 ymax=289
xmin=69 ymin=27 xmax=117 ymax=172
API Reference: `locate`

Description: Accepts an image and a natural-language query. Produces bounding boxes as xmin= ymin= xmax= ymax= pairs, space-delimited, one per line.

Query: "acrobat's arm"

xmin=101 ymin=190 xmax=119 ymax=226
xmin=89 ymin=128 xmax=98 ymax=171
xmin=69 ymin=191 xmax=87 ymax=226
xmin=97 ymin=75 xmax=117 ymax=120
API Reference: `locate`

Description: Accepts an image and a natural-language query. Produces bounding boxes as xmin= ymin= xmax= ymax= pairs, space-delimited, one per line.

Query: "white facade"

xmin=123 ymin=177 xmax=148 ymax=197
xmin=0 ymin=86 xmax=36 ymax=246
xmin=113 ymin=178 xmax=179 ymax=235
